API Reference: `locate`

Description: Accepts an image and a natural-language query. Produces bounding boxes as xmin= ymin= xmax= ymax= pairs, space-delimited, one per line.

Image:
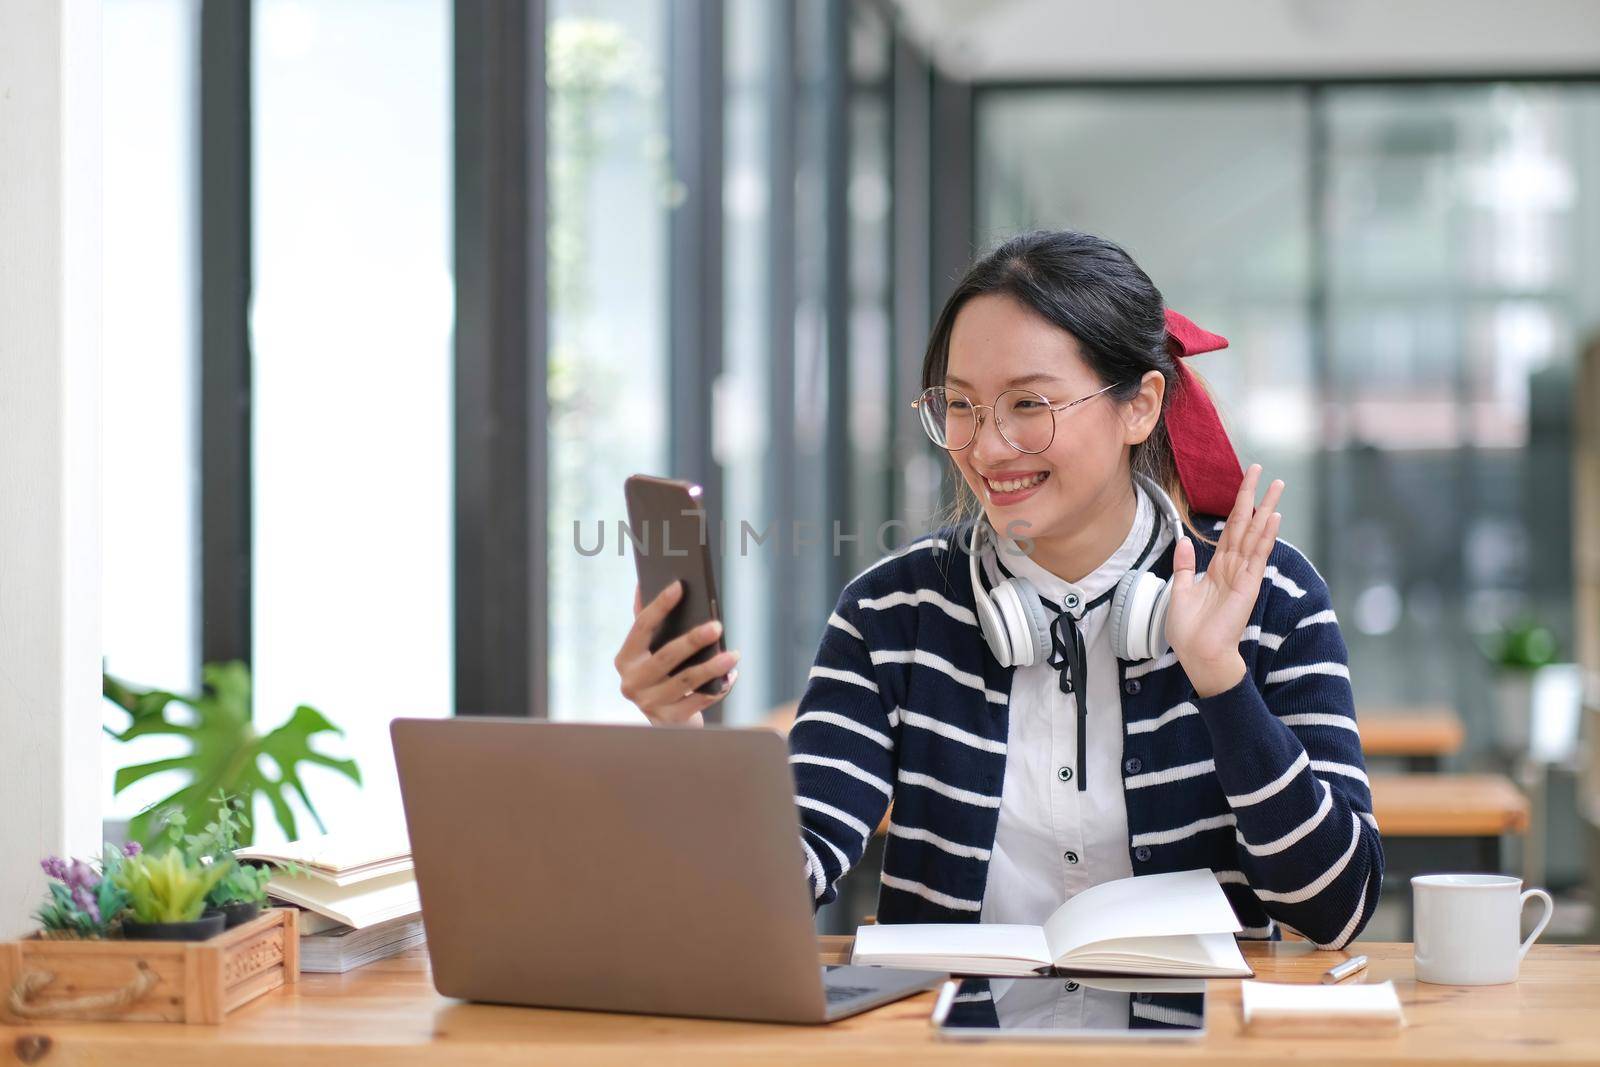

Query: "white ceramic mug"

xmin=1412 ymin=874 xmax=1554 ymax=985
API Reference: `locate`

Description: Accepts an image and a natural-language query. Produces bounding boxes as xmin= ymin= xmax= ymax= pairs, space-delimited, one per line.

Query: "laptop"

xmin=390 ymin=717 xmax=941 ymax=1023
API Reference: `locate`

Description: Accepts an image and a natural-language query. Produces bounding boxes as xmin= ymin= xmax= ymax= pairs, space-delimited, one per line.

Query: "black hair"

xmin=921 ymin=228 xmax=1214 ymax=539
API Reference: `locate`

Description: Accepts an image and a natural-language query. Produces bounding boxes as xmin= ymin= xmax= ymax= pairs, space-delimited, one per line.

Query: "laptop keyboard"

xmin=825 ymin=984 xmax=876 ymax=1004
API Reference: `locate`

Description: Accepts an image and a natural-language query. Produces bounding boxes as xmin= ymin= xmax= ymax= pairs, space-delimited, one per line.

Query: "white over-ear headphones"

xmin=968 ymin=471 xmax=1184 ymax=667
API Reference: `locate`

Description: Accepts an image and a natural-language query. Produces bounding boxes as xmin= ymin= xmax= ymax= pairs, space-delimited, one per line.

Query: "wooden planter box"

xmin=1 ymin=906 xmax=298 ymax=1024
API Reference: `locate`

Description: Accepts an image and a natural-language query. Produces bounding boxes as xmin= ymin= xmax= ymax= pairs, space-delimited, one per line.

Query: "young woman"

xmin=614 ymin=229 xmax=1382 ymax=950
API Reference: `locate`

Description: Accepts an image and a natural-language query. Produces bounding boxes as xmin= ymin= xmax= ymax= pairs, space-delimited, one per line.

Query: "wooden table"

xmin=1358 ymin=707 xmax=1465 ymax=771
xmin=5 ymin=940 xmax=1599 ymax=1065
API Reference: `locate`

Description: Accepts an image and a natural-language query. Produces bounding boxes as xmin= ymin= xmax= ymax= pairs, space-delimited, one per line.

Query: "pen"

xmin=1321 ymin=954 xmax=1369 ymax=984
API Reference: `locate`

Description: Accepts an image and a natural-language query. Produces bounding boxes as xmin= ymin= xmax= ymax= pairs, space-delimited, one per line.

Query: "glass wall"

xmin=545 ymin=0 xmax=672 ymax=723
xmin=976 ymin=83 xmax=1600 ymax=812
xmin=718 ymin=0 xmax=776 ymax=724
xmin=719 ymin=0 xmax=896 ymax=721
xmin=784 ymin=0 xmax=837 ymax=705
xmin=1322 ymin=85 xmax=1599 ymax=737
xmin=101 ymin=0 xmax=201 ymax=822
xmin=251 ymin=0 xmax=454 ymax=841
xmin=977 ymin=89 xmax=1318 ymax=540
xmin=100 ymin=0 xmax=920 ymax=831
xmin=846 ymin=1 xmax=896 ymax=579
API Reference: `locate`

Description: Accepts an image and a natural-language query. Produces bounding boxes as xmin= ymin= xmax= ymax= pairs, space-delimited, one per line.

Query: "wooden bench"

xmin=1358 ymin=706 xmax=1466 ymax=771
xmin=1370 ymin=772 xmax=1530 ymax=934
xmin=1370 ymin=773 xmax=1528 ymax=838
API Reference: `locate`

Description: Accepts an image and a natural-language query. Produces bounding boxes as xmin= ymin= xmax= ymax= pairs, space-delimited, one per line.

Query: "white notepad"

xmin=1242 ymin=980 xmax=1404 ymax=1035
xmin=851 ymin=869 xmax=1252 ymax=978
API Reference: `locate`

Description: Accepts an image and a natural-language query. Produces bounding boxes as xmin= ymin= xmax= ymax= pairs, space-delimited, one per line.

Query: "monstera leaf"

xmin=104 ymin=661 xmax=361 ymax=846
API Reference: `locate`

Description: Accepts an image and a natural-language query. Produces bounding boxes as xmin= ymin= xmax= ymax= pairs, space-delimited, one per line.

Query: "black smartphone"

xmin=623 ymin=474 xmax=728 ymax=696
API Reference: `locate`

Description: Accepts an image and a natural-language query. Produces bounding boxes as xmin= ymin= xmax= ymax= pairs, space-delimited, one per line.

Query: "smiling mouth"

xmin=983 ymin=470 xmax=1050 ymax=493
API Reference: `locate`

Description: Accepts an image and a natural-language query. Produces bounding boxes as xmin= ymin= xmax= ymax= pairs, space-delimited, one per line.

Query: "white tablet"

xmin=930 ymin=976 xmax=1208 ymax=1041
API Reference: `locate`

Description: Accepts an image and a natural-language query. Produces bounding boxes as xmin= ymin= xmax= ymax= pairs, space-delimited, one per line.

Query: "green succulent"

xmin=165 ymin=793 xmax=282 ymax=907
xmin=111 ymin=847 xmax=233 ymax=924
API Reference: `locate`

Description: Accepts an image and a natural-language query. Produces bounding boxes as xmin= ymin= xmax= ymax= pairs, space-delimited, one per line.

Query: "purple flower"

xmin=68 ymin=859 xmax=100 ymax=890
xmin=40 ymin=857 xmax=69 ymax=881
xmin=122 ymin=841 xmax=143 ymax=857
xmin=71 ymin=885 xmax=101 ymax=923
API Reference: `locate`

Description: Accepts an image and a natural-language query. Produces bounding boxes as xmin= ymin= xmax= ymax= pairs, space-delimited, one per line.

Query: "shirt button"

xmin=1134 ymin=845 xmax=1152 ymax=862
xmin=1124 ymin=678 xmax=1141 ymax=694
xmin=1056 ymin=766 xmax=1073 ymax=782
xmin=1065 ymin=593 xmax=1080 ymax=609
xmin=1064 ymin=850 xmax=1079 ymax=864
xmin=1123 ymin=757 xmax=1142 ymax=775
xmin=1065 ymin=981 xmax=1080 ymax=992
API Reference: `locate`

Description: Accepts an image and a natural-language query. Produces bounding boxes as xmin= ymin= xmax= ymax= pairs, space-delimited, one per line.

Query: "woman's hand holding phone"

xmin=615 ymin=580 xmax=741 ymax=726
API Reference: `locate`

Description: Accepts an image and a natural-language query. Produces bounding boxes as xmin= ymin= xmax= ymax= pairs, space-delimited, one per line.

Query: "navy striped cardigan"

xmin=788 ymin=515 xmax=1384 ymax=948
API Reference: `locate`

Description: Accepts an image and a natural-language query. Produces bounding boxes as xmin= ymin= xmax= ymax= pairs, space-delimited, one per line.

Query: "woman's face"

xmin=943 ymin=293 xmax=1157 ymax=542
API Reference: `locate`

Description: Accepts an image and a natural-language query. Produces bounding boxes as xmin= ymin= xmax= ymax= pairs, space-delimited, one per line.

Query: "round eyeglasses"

xmin=911 ymin=382 xmax=1119 ymax=454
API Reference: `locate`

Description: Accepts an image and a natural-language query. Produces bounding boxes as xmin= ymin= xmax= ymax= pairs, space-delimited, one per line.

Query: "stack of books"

xmin=293 ymin=910 xmax=427 ymax=973
xmin=235 ymin=830 xmax=424 ymax=974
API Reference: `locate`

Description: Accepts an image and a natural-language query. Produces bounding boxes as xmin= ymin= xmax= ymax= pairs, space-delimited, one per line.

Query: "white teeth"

xmin=985 ymin=471 xmax=1048 ymax=494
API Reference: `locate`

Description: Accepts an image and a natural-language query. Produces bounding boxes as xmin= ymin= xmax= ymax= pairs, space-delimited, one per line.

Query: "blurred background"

xmin=101 ymin=0 xmax=1600 ymax=940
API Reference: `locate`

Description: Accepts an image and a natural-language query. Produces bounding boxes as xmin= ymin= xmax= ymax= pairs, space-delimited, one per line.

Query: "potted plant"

xmin=32 ymin=844 xmax=138 ymax=941
xmin=9 ymin=835 xmax=301 ymax=1023
xmin=1483 ymin=617 xmax=1560 ymax=753
xmin=110 ymin=845 xmax=233 ymax=941
xmin=168 ymin=793 xmax=282 ymax=928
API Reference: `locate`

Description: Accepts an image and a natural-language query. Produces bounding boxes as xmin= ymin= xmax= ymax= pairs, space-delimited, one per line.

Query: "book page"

xmin=265 ymin=868 xmax=420 ymax=929
xmin=1041 ymin=869 xmax=1243 ymax=962
xmin=236 ymin=828 xmax=412 ymax=876
xmin=1066 ymin=932 xmax=1250 ymax=976
xmin=851 ymin=923 xmax=1051 ymax=968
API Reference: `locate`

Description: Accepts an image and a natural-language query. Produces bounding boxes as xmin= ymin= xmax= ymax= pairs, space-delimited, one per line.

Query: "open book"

xmin=261 ymin=868 xmax=420 ymax=930
xmin=851 ymin=869 xmax=1253 ymax=978
xmin=234 ymin=830 xmax=419 ymax=930
xmin=234 ymin=830 xmax=413 ymax=887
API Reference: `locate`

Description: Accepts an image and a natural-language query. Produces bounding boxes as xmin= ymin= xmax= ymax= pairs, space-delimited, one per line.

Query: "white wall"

xmin=894 ymin=0 xmax=1600 ymax=81
xmin=0 ymin=0 xmax=103 ymax=938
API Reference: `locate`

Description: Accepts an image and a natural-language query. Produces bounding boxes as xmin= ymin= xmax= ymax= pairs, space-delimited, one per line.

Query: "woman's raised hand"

xmin=1166 ymin=464 xmax=1284 ymax=698
xmin=614 ymin=581 xmax=741 ymax=727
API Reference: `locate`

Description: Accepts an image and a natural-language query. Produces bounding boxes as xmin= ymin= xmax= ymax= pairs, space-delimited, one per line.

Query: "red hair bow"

xmin=1162 ymin=309 xmax=1243 ymax=518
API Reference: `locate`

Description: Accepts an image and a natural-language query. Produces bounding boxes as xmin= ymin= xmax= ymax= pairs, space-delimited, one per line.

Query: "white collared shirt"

xmin=979 ymin=481 xmax=1173 ymax=927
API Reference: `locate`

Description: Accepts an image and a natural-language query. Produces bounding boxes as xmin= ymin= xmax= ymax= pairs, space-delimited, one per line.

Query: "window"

xmin=718 ymin=0 xmax=775 ymax=723
xmin=846 ymin=2 xmax=896 ymax=579
xmin=546 ymin=0 xmax=672 ymax=723
xmin=102 ymin=0 xmax=202 ymax=822
xmin=251 ymin=0 xmax=454 ymax=841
